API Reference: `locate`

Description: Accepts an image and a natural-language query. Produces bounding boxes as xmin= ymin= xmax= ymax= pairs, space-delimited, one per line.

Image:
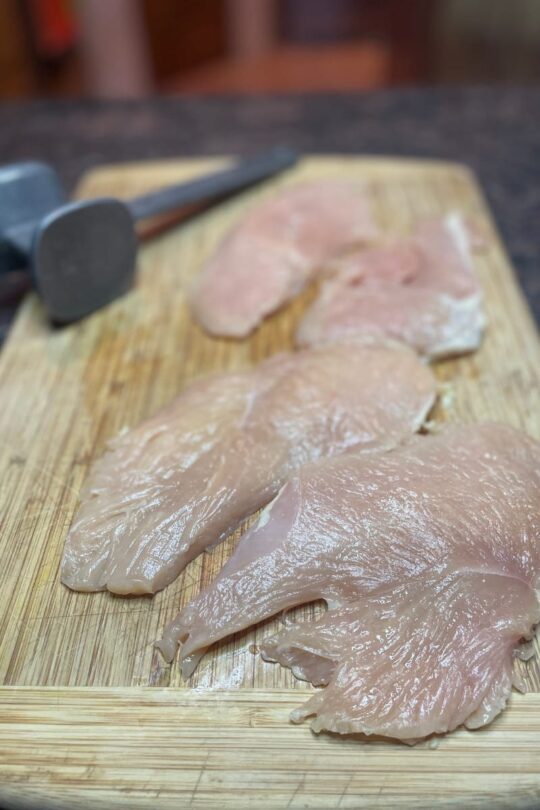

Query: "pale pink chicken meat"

xmin=190 ymin=180 xmax=379 ymax=337
xmin=262 ymin=575 xmax=539 ymax=739
xmin=297 ymin=213 xmax=486 ymax=359
xmin=61 ymin=341 xmax=435 ymax=595
xmin=158 ymin=423 xmax=540 ymax=740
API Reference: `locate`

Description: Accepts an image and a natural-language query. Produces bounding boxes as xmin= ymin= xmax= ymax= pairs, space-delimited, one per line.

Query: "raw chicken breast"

xmin=262 ymin=574 xmax=539 ymax=740
xmin=158 ymin=423 xmax=540 ymax=740
xmin=297 ymin=213 xmax=486 ymax=359
xmin=62 ymin=341 xmax=435 ymax=595
xmin=190 ymin=181 xmax=379 ymax=337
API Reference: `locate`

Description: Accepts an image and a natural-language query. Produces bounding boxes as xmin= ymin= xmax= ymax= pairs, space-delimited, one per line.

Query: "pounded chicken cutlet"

xmin=62 ymin=341 xmax=435 ymax=595
xmin=159 ymin=423 xmax=540 ymax=740
xmin=297 ymin=213 xmax=486 ymax=359
xmin=190 ymin=180 xmax=379 ymax=337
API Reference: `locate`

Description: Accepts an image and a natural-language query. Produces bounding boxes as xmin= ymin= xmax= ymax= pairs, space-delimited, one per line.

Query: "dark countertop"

xmin=1 ymin=87 xmax=539 ymax=337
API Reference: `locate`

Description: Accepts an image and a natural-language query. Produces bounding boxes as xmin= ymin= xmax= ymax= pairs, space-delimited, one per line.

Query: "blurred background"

xmin=1 ymin=0 xmax=540 ymax=99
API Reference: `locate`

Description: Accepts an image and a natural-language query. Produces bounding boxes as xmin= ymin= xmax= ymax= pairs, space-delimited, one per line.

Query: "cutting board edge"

xmin=1 ymin=687 xmax=539 ymax=810
xmin=76 ymin=153 xmax=478 ymax=186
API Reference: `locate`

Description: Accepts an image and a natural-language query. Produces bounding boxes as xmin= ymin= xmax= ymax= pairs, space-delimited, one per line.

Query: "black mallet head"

xmin=32 ymin=199 xmax=137 ymax=323
xmin=0 ymin=148 xmax=299 ymax=323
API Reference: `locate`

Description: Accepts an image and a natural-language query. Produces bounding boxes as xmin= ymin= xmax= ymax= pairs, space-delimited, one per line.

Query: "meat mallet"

xmin=0 ymin=147 xmax=298 ymax=323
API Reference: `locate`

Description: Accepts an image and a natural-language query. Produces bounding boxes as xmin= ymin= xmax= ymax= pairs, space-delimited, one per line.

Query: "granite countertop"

xmin=0 ymin=86 xmax=539 ymax=338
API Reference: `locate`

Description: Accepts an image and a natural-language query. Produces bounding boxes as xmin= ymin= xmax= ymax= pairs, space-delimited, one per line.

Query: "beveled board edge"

xmin=0 ymin=688 xmax=540 ymax=809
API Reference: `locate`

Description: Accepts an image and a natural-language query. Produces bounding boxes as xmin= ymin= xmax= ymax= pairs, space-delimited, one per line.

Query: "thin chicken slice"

xmin=158 ymin=424 xmax=540 ymax=696
xmin=62 ymin=341 xmax=435 ymax=595
xmin=297 ymin=213 xmax=486 ymax=359
xmin=262 ymin=572 xmax=539 ymax=740
xmin=190 ymin=180 xmax=379 ymax=337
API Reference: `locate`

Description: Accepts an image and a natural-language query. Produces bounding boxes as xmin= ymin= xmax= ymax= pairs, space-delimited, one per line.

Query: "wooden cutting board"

xmin=1 ymin=157 xmax=539 ymax=809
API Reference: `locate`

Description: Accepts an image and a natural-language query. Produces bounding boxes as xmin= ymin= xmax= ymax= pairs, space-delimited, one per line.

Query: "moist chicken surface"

xmin=62 ymin=341 xmax=435 ymax=595
xmin=158 ymin=423 xmax=540 ymax=741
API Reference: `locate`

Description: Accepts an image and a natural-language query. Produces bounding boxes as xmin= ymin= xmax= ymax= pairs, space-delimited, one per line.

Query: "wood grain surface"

xmin=1 ymin=688 xmax=540 ymax=810
xmin=0 ymin=157 xmax=539 ymax=807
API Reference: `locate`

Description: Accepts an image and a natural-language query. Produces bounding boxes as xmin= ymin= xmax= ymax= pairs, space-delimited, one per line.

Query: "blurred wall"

xmin=433 ymin=0 xmax=540 ymax=81
xmin=1 ymin=0 xmax=540 ymax=99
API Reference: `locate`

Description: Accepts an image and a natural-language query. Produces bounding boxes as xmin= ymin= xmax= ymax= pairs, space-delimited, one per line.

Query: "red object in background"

xmin=26 ymin=0 xmax=78 ymax=58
